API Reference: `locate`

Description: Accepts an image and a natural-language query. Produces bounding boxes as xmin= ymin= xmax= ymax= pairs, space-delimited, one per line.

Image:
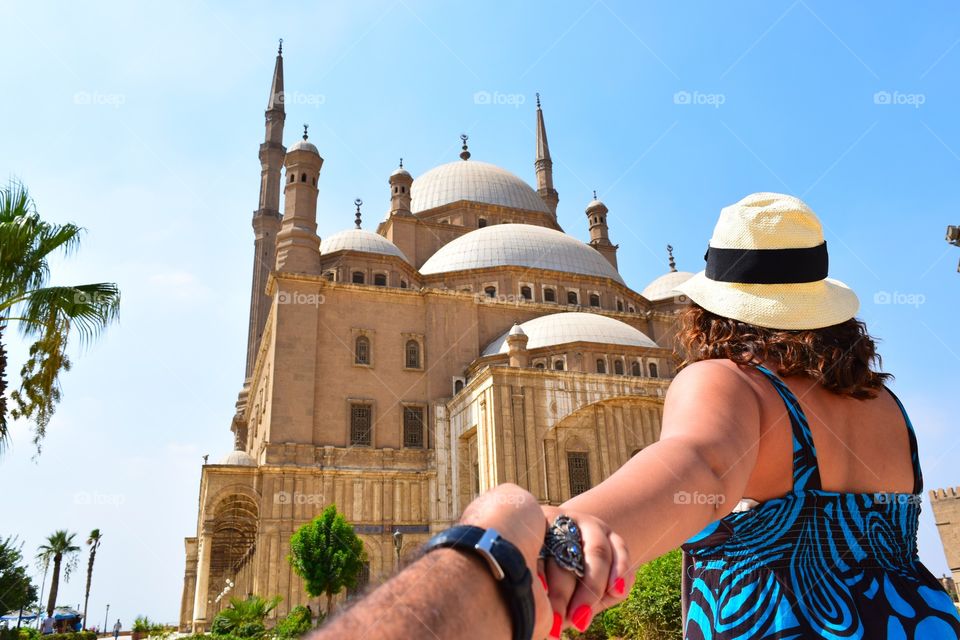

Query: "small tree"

xmin=36 ymin=530 xmax=80 ymax=616
xmin=287 ymin=505 xmax=366 ymax=616
xmin=0 ymin=536 xmax=38 ymax=615
xmin=615 ymin=548 xmax=683 ymax=640
xmin=210 ymin=595 xmax=280 ymax=638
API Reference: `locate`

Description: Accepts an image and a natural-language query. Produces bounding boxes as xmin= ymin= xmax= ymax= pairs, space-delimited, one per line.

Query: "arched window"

xmin=354 ymin=336 xmax=370 ymax=365
xmin=648 ymin=362 xmax=659 ymax=378
xmin=631 ymin=361 xmax=641 ymax=376
xmin=454 ymin=379 xmax=464 ymax=393
xmin=535 ymin=362 xmax=545 ymax=370
xmin=400 ymin=280 xmax=408 ymax=289
xmin=405 ymin=340 xmax=421 ymax=369
xmin=553 ymin=360 xmax=564 ymax=371
xmin=628 ymin=305 xmax=635 ymax=313
xmin=520 ymin=286 xmax=532 ymax=300
xmin=617 ymin=300 xmax=624 ymax=312
xmin=289 ymin=174 xmax=295 ymax=183
xmin=596 ymin=359 xmax=606 ymax=374
xmin=543 ymin=288 xmax=556 ymax=303
xmin=589 ymin=293 xmax=601 ymax=307
xmin=567 ymin=291 xmax=578 ymax=305
xmin=614 ymin=359 xmax=624 ymax=375
xmin=373 ymin=273 xmax=387 ymax=286
xmin=300 ymin=173 xmax=307 ymax=182
xmin=352 ymin=271 xmax=365 ymax=284
xmin=323 ymin=271 xmax=335 ymax=281
xmin=484 ymin=286 xmax=497 ymax=298
xmin=478 ymin=218 xmax=487 ymax=228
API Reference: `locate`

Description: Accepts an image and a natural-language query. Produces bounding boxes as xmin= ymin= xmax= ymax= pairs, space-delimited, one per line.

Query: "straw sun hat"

xmin=674 ymin=192 xmax=859 ymax=330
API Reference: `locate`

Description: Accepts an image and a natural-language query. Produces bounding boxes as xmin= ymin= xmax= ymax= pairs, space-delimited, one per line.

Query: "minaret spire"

xmin=243 ymin=41 xmax=287 ymax=386
xmin=535 ymin=93 xmax=559 ymax=217
xmin=667 ymin=244 xmax=677 ymax=272
xmin=354 ymin=198 xmax=363 ymax=229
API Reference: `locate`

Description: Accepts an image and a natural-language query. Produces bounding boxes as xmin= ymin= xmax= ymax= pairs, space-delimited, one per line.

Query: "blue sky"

xmin=1 ymin=0 xmax=959 ymax=626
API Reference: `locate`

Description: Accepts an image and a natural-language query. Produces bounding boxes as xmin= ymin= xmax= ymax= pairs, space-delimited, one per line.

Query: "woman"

xmin=543 ymin=193 xmax=960 ymax=638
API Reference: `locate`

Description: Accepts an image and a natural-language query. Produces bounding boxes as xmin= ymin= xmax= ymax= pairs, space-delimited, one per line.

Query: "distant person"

xmin=40 ymin=615 xmax=54 ymax=636
xmin=113 ymin=619 xmax=122 ymax=640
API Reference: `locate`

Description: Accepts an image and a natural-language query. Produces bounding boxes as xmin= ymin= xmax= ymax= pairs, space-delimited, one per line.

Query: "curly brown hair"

xmin=677 ymin=304 xmax=892 ymax=399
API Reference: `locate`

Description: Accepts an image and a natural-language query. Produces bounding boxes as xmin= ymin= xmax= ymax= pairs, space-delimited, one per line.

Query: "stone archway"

xmin=546 ymin=395 xmax=663 ymax=502
xmin=207 ymin=494 xmax=259 ymax=614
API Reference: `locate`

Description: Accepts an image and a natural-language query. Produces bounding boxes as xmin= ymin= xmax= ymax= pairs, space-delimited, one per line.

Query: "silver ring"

xmin=542 ymin=515 xmax=585 ymax=578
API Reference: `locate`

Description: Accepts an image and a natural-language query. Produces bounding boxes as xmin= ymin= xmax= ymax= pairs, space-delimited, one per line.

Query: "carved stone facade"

xmin=178 ymin=44 xmax=693 ymax=631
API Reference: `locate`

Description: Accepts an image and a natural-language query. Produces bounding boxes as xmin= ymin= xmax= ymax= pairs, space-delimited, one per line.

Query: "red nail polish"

xmin=571 ymin=605 xmax=592 ymax=632
xmin=550 ymin=611 xmax=562 ymax=638
xmin=614 ymin=577 xmax=626 ymax=595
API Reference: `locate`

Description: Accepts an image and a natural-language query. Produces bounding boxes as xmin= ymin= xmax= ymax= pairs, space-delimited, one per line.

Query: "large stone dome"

xmin=483 ymin=312 xmax=656 ymax=356
xmin=321 ymin=229 xmax=410 ymax=263
xmin=420 ymin=223 xmax=624 ymax=284
xmin=410 ymin=161 xmax=551 ymax=214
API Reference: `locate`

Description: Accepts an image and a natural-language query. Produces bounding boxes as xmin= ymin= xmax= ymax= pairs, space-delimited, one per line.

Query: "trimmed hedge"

xmin=0 ymin=632 xmax=96 ymax=640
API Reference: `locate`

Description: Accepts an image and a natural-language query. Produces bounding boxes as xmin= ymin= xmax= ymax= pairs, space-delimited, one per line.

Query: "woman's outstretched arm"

xmin=545 ymin=360 xmax=763 ymax=629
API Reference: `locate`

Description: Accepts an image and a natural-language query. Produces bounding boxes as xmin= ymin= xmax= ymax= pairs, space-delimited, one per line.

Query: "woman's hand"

xmin=540 ymin=505 xmax=633 ymax=636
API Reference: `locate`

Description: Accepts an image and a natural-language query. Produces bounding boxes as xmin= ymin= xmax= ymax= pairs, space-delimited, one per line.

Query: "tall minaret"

xmin=586 ymin=191 xmax=619 ymax=270
xmin=535 ymin=93 xmax=559 ymax=216
xmin=275 ymin=125 xmax=323 ymax=274
xmin=244 ymin=40 xmax=286 ymax=382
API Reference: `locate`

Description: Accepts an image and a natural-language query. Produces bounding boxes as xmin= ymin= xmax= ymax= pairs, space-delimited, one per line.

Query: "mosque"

xmin=178 ymin=43 xmax=693 ymax=630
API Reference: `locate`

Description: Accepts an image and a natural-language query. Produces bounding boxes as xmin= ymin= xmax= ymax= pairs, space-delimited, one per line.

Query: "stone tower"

xmin=586 ymin=192 xmax=619 ymax=269
xmin=388 ymin=159 xmax=413 ymax=216
xmin=244 ymin=42 xmax=287 ymax=382
xmin=535 ymin=94 xmax=559 ymax=217
xmin=930 ymin=486 xmax=960 ymax=595
xmin=275 ymin=126 xmax=323 ymax=274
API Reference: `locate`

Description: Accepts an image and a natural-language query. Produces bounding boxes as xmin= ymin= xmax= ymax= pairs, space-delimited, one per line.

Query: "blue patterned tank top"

xmin=681 ymin=365 xmax=960 ymax=639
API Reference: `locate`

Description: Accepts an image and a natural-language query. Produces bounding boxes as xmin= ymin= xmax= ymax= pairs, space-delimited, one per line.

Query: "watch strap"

xmin=423 ymin=525 xmax=534 ymax=640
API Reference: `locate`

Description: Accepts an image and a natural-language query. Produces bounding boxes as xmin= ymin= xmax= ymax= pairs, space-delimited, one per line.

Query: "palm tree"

xmin=0 ymin=179 xmax=120 ymax=453
xmin=36 ymin=530 xmax=80 ymax=616
xmin=211 ymin=595 xmax=282 ymax=637
xmin=81 ymin=529 xmax=102 ymax=630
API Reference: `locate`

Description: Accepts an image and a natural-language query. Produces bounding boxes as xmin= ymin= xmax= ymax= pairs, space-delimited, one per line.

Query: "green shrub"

xmin=272 ymin=605 xmax=313 ymax=639
xmin=131 ymin=617 xmax=152 ymax=633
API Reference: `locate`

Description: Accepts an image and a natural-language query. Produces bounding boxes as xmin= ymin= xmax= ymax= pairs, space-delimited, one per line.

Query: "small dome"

xmin=420 ymin=224 xmax=624 ymax=284
xmin=321 ymin=229 xmax=411 ymax=263
xmin=586 ymin=198 xmax=607 ymax=213
xmin=220 ymin=450 xmax=256 ymax=466
xmin=391 ymin=166 xmax=412 ymax=180
xmin=288 ymin=139 xmax=319 ymax=154
xmin=411 ymin=161 xmax=550 ymax=214
xmin=641 ymin=270 xmax=695 ymax=302
xmin=484 ymin=312 xmax=656 ymax=355
xmin=508 ymin=323 xmax=526 ymax=337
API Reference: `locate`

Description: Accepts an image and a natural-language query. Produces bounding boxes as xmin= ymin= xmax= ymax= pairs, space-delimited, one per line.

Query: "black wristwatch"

xmin=422 ymin=525 xmax=534 ymax=640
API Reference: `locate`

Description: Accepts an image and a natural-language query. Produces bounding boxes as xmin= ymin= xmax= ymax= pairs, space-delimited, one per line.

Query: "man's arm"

xmin=314 ymin=548 xmax=512 ymax=639
xmin=310 ymin=483 xmax=552 ymax=640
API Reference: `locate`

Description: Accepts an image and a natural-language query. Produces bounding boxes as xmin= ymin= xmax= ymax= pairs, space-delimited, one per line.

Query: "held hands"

xmin=540 ymin=506 xmax=633 ymax=636
xmin=459 ymin=485 xmax=632 ymax=639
